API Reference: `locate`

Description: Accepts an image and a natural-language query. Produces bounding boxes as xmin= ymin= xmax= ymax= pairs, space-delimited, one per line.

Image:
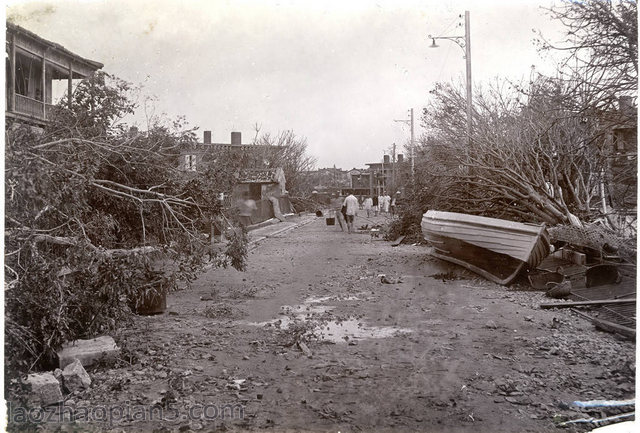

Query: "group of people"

xmin=362 ymin=192 xmax=398 ymax=218
xmin=330 ymin=191 xmax=400 ymax=234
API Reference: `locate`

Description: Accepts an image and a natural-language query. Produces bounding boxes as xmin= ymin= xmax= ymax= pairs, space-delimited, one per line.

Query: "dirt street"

xmin=61 ymin=215 xmax=635 ymax=432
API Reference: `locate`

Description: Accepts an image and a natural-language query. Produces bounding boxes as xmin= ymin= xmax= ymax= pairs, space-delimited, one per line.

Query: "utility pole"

xmin=429 ymin=11 xmax=473 ymax=162
xmin=464 ymin=11 xmax=472 ymax=153
xmin=391 ymin=143 xmax=396 ymax=194
xmin=380 ymin=154 xmax=384 ymax=196
xmin=393 ymin=108 xmax=415 ymax=178
xmin=410 ymin=108 xmax=415 ymax=177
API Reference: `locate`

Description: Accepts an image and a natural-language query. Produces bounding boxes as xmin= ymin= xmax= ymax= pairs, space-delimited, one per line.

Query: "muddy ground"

xmin=40 ymin=215 xmax=636 ymax=432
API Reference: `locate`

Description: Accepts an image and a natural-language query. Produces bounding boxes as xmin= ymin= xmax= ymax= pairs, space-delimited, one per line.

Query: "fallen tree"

xmin=405 ymin=0 xmax=636 ymax=234
xmin=4 ymin=73 xmax=248 ymax=371
xmin=419 ymin=78 xmax=615 ymax=225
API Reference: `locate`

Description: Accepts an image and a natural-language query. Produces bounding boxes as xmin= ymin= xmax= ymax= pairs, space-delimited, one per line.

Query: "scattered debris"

xmin=540 ymin=299 xmax=635 ymax=309
xmin=429 ymin=271 xmax=460 ymax=282
xmin=298 ymin=341 xmax=313 ymax=358
xmin=202 ymin=303 xmax=241 ymax=319
xmin=380 ymin=275 xmax=402 ymax=284
xmin=571 ymin=309 xmax=636 ymax=339
xmin=528 ymin=269 xmax=564 ymax=290
xmin=568 ymin=280 xmax=636 ymax=335
xmin=485 ymin=321 xmax=498 ymax=330
xmin=391 ymin=235 xmax=405 ymax=247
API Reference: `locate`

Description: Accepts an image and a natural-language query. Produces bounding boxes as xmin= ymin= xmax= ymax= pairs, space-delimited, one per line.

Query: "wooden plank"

xmin=540 ymin=299 xmax=636 ymax=309
xmin=391 ymin=235 xmax=405 ymax=247
xmin=571 ymin=309 xmax=636 ymax=338
xmin=570 ymin=279 xmax=637 ymax=301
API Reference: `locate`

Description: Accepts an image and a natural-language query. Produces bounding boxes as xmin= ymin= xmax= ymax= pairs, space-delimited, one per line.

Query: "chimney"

xmin=204 ymin=130 xmax=212 ymax=144
xmin=397 ymin=154 xmax=403 ymax=163
xmin=231 ymin=131 xmax=241 ymax=145
xmin=383 ymin=155 xmax=390 ymax=164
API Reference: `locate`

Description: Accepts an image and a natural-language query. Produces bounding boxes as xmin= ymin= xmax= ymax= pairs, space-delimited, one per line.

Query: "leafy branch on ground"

xmin=4 ymin=72 xmax=248 ymax=373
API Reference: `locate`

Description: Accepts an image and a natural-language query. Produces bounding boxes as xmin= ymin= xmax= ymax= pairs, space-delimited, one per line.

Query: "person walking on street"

xmin=382 ymin=193 xmax=391 ymax=213
xmin=330 ymin=194 xmax=345 ymax=231
xmin=390 ymin=192 xmax=400 ymax=218
xmin=372 ymin=195 xmax=379 ymax=216
xmin=363 ymin=196 xmax=373 ymax=218
xmin=343 ymin=193 xmax=359 ymax=234
xmin=378 ymin=194 xmax=385 ymax=214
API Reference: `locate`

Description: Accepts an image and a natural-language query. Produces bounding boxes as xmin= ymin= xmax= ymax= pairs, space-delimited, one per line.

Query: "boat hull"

xmin=422 ymin=211 xmax=550 ymax=285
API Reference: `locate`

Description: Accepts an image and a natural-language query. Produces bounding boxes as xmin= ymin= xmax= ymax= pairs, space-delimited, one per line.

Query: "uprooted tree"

xmin=419 ymin=76 xmax=635 ymax=225
xmin=4 ymin=72 xmax=248 ymax=371
xmin=410 ymin=0 xmax=636 ymax=233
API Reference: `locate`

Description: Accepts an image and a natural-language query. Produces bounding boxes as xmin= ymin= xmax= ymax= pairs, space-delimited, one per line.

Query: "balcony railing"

xmin=11 ymin=94 xmax=55 ymax=121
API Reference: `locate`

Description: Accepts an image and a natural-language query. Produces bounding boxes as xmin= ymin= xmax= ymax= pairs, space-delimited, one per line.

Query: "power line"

xmin=436 ymin=40 xmax=453 ymax=82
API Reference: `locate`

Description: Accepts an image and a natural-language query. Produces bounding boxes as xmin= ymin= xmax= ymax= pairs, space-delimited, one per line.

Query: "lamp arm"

xmin=429 ymin=35 xmax=466 ymax=51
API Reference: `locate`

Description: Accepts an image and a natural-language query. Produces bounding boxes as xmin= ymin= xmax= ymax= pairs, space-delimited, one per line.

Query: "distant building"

xmin=180 ymin=130 xmax=290 ymax=225
xmin=180 ymin=130 xmax=277 ymax=174
xmin=345 ymin=168 xmax=372 ymax=196
xmin=5 ymin=21 xmax=103 ymax=125
xmin=363 ymin=153 xmax=408 ymax=197
xmin=309 ymin=166 xmax=350 ymax=192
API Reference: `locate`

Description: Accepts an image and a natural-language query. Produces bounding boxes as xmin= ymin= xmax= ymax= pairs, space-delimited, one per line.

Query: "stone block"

xmin=24 ymin=372 xmax=63 ymax=407
xmin=62 ymin=359 xmax=92 ymax=393
xmin=57 ymin=336 xmax=120 ymax=368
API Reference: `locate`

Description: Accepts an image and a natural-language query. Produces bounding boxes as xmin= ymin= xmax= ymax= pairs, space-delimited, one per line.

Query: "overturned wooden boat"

xmin=422 ymin=210 xmax=551 ymax=285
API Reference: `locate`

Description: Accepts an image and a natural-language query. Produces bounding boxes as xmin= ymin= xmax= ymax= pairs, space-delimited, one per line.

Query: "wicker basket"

xmin=546 ymin=280 xmax=572 ymax=299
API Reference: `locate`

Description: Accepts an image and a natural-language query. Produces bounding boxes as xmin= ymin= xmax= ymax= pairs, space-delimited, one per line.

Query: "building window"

xmin=184 ymin=154 xmax=197 ymax=171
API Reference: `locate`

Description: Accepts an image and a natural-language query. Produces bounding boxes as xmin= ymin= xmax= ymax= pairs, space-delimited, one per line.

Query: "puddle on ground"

xmin=243 ymin=296 xmax=411 ymax=343
xmin=305 ymin=295 xmax=360 ymax=303
xmin=313 ymin=318 xmax=411 ymax=342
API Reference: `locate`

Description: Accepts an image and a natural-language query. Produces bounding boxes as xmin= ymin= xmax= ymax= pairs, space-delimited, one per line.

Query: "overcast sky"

xmin=6 ymin=0 xmax=567 ymax=169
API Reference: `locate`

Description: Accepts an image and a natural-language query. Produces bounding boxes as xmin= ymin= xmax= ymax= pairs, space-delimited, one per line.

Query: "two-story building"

xmin=5 ymin=21 xmax=103 ymax=125
xmin=363 ymin=153 xmax=407 ymax=197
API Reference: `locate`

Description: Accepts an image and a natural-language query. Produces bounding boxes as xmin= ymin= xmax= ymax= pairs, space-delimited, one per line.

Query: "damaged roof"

xmin=238 ymin=168 xmax=280 ymax=183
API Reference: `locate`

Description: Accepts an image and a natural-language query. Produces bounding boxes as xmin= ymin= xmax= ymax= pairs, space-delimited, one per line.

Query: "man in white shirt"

xmin=343 ymin=194 xmax=359 ymax=234
xmin=363 ymin=196 xmax=373 ymax=218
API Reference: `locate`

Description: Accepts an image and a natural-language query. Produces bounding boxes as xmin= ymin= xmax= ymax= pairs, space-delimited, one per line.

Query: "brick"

xmin=24 ymin=372 xmax=63 ymax=407
xmin=62 ymin=359 xmax=92 ymax=393
xmin=57 ymin=336 xmax=119 ymax=368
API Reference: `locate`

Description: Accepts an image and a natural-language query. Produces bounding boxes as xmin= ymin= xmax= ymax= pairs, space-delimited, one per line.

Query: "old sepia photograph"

xmin=3 ymin=0 xmax=637 ymax=431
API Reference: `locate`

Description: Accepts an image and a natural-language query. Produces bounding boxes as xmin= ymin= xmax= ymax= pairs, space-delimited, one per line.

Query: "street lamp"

xmin=429 ymin=11 xmax=472 ymax=155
